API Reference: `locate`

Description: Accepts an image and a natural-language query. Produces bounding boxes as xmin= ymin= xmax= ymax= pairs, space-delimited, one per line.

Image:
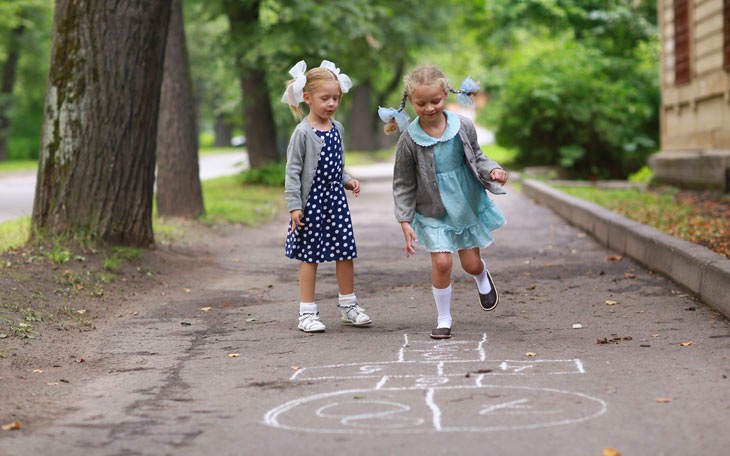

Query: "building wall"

xmin=652 ymin=0 xmax=730 ymax=187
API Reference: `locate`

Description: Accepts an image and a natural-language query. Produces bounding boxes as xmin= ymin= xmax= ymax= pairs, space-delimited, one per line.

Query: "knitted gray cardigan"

xmin=285 ymin=118 xmax=352 ymax=212
xmin=392 ymin=114 xmax=505 ymax=223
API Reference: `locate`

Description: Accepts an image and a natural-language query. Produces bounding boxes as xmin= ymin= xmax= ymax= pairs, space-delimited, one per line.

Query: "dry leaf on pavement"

xmin=291 ymin=366 xmax=301 ymax=370
xmin=680 ymin=341 xmax=693 ymax=346
xmin=1 ymin=421 xmax=20 ymax=431
xmin=604 ymin=255 xmax=623 ymax=261
xmin=602 ymin=449 xmax=621 ymax=456
xmin=605 ymin=300 xmax=618 ymax=305
xmin=228 ymin=353 xmax=240 ymax=358
xmin=525 ymin=352 xmax=537 ymax=357
xmin=199 ymin=307 xmax=213 ymax=312
xmin=655 ymin=398 xmax=672 ymax=403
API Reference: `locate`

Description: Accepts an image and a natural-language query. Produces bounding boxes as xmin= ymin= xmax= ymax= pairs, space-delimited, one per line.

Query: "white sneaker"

xmin=339 ymin=304 xmax=372 ymax=326
xmin=298 ymin=313 xmax=326 ymax=332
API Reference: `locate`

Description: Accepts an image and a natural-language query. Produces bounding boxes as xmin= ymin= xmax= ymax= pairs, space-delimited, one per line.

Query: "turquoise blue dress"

xmin=410 ymin=111 xmax=506 ymax=253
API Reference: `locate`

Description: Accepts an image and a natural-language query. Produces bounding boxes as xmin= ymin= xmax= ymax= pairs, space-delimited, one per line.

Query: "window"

xmin=674 ymin=0 xmax=691 ymax=83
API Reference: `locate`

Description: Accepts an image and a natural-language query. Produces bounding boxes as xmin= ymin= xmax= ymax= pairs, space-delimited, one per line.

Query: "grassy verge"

xmin=198 ymin=146 xmax=245 ymax=156
xmin=346 ymin=148 xmax=395 ymax=166
xmin=0 ymin=217 xmax=30 ymax=251
xmin=553 ymin=185 xmax=730 ymax=258
xmin=0 ymin=160 xmax=37 ymax=173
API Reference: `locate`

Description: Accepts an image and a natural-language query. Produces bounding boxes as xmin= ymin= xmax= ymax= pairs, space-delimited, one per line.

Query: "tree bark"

xmin=156 ymin=0 xmax=204 ymax=219
xmin=348 ymin=80 xmax=376 ymax=151
xmin=32 ymin=0 xmax=172 ymax=246
xmin=224 ymin=0 xmax=278 ymax=168
xmin=213 ymin=113 xmax=233 ymax=147
xmin=0 ymin=22 xmax=25 ymax=162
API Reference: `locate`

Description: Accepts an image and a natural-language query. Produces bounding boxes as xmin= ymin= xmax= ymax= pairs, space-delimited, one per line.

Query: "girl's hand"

xmin=401 ymin=222 xmax=418 ymax=257
xmin=289 ymin=210 xmax=304 ymax=234
xmin=490 ymin=168 xmax=508 ymax=186
xmin=345 ymin=179 xmax=360 ymax=197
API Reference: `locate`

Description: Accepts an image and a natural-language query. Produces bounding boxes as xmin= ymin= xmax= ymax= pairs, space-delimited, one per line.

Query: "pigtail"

xmin=450 ymin=76 xmax=480 ymax=106
xmin=284 ymin=79 xmax=304 ymax=119
xmin=384 ymin=90 xmax=409 ymax=135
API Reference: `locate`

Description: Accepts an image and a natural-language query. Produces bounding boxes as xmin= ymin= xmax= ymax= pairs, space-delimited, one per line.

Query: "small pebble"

xmin=572 ymin=324 xmax=583 ymax=329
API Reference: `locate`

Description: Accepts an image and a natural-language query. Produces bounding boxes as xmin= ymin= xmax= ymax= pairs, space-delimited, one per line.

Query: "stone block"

xmin=700 ymin=261 xmax=730 ymax=320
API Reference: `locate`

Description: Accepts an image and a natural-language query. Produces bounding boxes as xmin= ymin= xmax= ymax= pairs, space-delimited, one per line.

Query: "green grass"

xmin=481 ymin=144 xmax=518 ymax=169
xmin=199 ymin=146 xmax=244 ymax=156
xmin=345 ymin=148 xmax=395 ymax=166
xmin=0 ymin=217 xmax=30 ymax=251
xmin=0 ymin=160 xmax=37 ymax=173
xmin=199 ymin=175 xmax=284 ymax=225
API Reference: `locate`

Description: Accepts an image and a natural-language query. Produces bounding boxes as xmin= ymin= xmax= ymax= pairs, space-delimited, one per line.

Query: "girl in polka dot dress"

xmin=281 ymin=60 xmax=372 ymax=333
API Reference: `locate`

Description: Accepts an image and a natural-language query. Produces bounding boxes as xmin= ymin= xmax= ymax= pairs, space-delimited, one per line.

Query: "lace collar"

xmin=407 ymin=110 xmax=460 ymax=147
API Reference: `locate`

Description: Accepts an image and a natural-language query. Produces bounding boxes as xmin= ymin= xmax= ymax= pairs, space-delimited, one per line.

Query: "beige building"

xmin=650 ymin=0 xmax=730 ymax=188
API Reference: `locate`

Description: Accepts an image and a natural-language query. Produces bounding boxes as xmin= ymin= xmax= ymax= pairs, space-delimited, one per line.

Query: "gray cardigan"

xmin=392 ymin=114 xmax=506 ymax=223
xmin=285 ymin=118 xmax=352 ymax=212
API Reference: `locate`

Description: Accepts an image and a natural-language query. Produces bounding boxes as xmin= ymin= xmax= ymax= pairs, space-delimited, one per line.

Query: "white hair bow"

xmin=280 ymin=60 xmax=307 ymax=106
xmin=319 ymin=60 xmax=352 ymax=94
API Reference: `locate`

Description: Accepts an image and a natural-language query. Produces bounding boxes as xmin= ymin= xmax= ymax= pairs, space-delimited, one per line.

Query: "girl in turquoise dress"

xmin=380 ymin=66 xmax=508 ymax=340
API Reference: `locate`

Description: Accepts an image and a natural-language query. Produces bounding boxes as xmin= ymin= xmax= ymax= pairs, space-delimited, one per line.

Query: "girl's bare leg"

xmin=299 ymin=262 xmax=318 ymax=302
xmin=458 ymin=247 xmax=483 ymax=275
xmin=430 ymin=252 xmax=453 ymax=288
xmin=335 ymin=259 xmax=354 ymax=295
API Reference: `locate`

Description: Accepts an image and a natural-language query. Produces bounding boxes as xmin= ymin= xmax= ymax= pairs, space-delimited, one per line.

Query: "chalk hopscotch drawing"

xmin=263 ymin=333 xmax=607 ymax=434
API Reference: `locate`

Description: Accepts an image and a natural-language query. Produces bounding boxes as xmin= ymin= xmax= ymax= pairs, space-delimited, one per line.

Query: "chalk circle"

xmin=264 ymin=384 xmax=607 ymax=434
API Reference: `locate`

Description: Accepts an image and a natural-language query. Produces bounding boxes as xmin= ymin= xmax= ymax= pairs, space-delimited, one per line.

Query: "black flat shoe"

xmin=479 ymin=269 xmax=499 ymax=311
xmin=430 ymin=327 xmax=452 ymax=339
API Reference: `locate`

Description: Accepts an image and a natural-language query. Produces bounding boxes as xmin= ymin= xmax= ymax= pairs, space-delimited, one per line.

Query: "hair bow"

xmin=456 ymin=76 xmax=480 ymax=106
xmin=319 ymin=60 xmax=353 ymax=94
xmin=378 ymin=106 xmax=410 ymax=132
xmin=281 ymin=60 xmax=308 ymax=106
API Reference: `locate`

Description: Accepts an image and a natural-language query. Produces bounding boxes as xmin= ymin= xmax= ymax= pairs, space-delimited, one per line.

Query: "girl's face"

xmin=409 ymin=84 xmax=447 ymax=122
xmin=303 ymin=79 xmax=341 ymax=124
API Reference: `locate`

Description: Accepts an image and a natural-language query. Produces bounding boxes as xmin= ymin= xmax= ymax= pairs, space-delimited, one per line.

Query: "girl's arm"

xmin=392 ymin=134 xmax=418 ymax=224
xmin=464 ymin=117 xmax=507 ymax=185
xmin=285 ymin=130 xmax=306 ymax=212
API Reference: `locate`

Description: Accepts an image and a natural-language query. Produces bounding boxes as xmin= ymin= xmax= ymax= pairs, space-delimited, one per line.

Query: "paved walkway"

xmin=2 ymin=174 xmax=729 ymax=455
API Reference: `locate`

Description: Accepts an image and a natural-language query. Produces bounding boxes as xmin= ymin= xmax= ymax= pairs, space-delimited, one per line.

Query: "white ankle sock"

xmin=432 ymin=284 xmax=452 ymax=329
xmin=472 ymin=259 xmax=492 ymax=294
xmin=338 ymin=293 xmax=356 ymax=308
xmin=299 ymin=302 xmax=317 ymax=315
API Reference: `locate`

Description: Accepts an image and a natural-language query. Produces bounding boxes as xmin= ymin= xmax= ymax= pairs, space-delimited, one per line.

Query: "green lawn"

xmin=0 ymin=160 xmax=37 ymax=173
xmin=0 ymin=217 xmax=30 ymax=251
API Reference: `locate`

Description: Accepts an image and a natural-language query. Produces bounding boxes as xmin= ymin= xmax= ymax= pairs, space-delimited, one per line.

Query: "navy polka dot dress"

xmin=285 ymin=125 xmax=357 ymax=263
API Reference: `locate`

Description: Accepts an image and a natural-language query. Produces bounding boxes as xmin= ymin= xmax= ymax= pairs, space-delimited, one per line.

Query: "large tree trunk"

xmin=224 ymin=0 xmax=278 ymax=168
xmin=32 ymin=0 xmax=172 ymax=246
xmin=348 ymin=80 xmax=376 ymax=151
xmin=0 ymin=22 xmax=25 ymax=162
xmin=156 ymin=0 xmax=204 ymax=219
xmin=213 ymin=113 xmax=233 ymax=147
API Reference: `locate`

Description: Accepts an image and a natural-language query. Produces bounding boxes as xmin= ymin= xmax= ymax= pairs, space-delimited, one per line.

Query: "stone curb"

xmin=522 ymin=179 xmax=730 ymax=319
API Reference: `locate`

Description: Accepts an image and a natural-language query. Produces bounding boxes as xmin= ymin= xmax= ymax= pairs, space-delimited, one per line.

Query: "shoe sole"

xmin=343 ymin=319 xmax=372 ymax=326
xmin=298 ymin=326 xmax=325 ymax=333
xmin=430 ymin=333 xmax=452 ymax=339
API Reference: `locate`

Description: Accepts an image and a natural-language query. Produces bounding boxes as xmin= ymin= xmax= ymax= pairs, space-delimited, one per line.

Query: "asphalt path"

xmin=2 ymin=168 xmax=729 ymax=455
xmin=0 ymin=152 xmax=249 ymax=223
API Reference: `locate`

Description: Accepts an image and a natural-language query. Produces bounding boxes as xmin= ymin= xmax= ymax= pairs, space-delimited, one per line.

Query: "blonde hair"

xmin=384 ymin=65 xmax=477 ymax=134
xmin=285 ymin=67 xmax=341 ymax=119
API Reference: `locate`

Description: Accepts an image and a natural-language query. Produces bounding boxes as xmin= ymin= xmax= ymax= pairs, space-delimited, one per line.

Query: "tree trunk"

xmin=213 ymin=113 xmax=233 ymax=147
xmin=32 ymin=0 xmax=172 ymax=246
xmin=348 ymin=80 xmax=376 ymax=151
xmin=0 ymin=22 xmax=25 ymax=162
xmin=156 ymin=0 xmax=204 ymax=219
xmin=224 ymin=0 xmax=278 ymax=168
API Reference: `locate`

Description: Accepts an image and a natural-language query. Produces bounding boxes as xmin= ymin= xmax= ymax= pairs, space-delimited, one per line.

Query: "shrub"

xmin=236 ymin=161 xmax=286 ymax=187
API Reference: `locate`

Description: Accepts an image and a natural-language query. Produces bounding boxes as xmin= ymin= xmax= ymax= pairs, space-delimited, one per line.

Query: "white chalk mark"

xmin=479 ymin=398 xmax=530 ymax=415
xmin=437 ymin=362 xmax=445 ymax=376
xmin=477 ymin=332 xmax=487 ymax=361
xmin=425 ymin=388 xmax=442 ymax=431
xmin=398 ymin=334 xmax=409 ymax=362
xmin=290 ymin=368 xmax=306 ymax=380
xmin=575 ymin=359 xmax=585 ymax=373
xmin=375 ymin=376 xmax=388 ymax=390
xmin=316 ymin=400 xmax=422 ymax=430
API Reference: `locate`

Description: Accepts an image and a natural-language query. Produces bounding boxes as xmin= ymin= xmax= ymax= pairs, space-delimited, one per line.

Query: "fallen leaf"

xmin=523 ymin=260 xmax=532 ymax=264
xmin=233 ymin=258 xmax=241 ymax=262
xmin=199 ymin=307 xmax=213 ymax=312
xmin=32 ymin=369 xmax=43 ymax=373
xmin=18 ymin=322 xmax=29 ymax=328
xmin=602 ymin=449 xmax=621 ymax=456
xmin=76 ymin=309 xmax=87 ymax=315
xmin=223 ymin=302 xmax=229 ymax=307
xmin=1 ymin=421 xmax=20 ymax=431
xmin=245 ymin=318 xmax=256 ymax=322
xmin=655 ymin=398 xmax=672 ymax=403
xmin=680 ymin=341 xmax=693 ymax=346
xmin=525 ymin=352 xmax=537 ymax=357
xmin=228 ymin=353 xmax=240 ymax=358
xmin=46 ymin=382 xmax=60 ymax=386
xmin=353 ymin=395 xmax=366 ymax=399
xmin=605 ymin=300 xmax=618 ymax=305
xmin=75 ymin=358 xmax=85 ymax=363
xmin=526 ymin=285 xmax=537 ymax=290
xmin=624 ymin=272 xmax=636 ymax=279
xmin=75 ymin=284 xmax=84 ymax=290
xmin=604 ymin=255 xmax=623 ymax=261
xmin=651 ymin=334 xmax=659 ymax=337
xmin=291 ymin=366 xmax=301 ymax=370
xmin=544 ymin=263 xmax=553 ymax=267
xmin=183 ymin=288 xmax=191 ymax=293
xmin=577 ymin=233 xmax=586 ymax=238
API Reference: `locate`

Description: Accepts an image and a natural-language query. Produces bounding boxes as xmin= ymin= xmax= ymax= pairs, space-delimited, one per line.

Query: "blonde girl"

xmin=381 ymin=65 xmax=508 ymax=339
xmin=282 ymin=60 xmax=372 ymax=333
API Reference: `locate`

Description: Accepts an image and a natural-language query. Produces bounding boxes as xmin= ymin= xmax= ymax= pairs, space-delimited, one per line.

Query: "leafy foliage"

xmin=236 ymin=160 xmax=285 ymax=187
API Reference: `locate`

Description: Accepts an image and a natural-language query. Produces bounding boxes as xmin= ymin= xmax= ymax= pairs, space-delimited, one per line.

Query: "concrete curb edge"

xmin=522 ymin=179 xmax=730 ymax=319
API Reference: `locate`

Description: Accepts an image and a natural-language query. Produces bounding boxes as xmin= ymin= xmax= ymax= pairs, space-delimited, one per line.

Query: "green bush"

xmin=488 ymin=37 xmax=659 ymax=179
xmin=236 ymin=161 xmax=286 ymax=187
